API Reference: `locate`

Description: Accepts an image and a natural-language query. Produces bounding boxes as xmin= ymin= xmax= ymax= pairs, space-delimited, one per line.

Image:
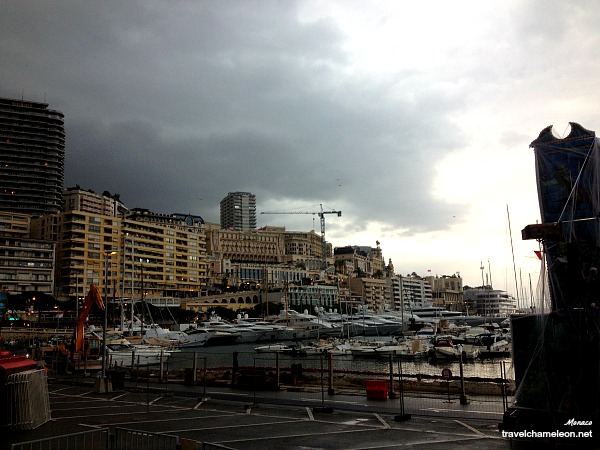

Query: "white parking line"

xmin=421 ymin=407 xmax=501 ymax=415
xmin=306 ymin=407 xmax=314 ymax=420
xmin=374 ymin=414 xmax=390 ymax=429
xmin=148 ymin=396 xmax=162 ymax=405
xmin=454 ymin=419 xmax=485 ymax=436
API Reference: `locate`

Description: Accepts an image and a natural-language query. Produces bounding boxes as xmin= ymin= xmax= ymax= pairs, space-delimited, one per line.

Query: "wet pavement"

xmin=3 ymin=374 xmax=512 ymax=449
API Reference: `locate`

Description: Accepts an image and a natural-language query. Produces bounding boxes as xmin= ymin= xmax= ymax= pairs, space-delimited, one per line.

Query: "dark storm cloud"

xmin=2 ymin=1 xmax=463 ymax=235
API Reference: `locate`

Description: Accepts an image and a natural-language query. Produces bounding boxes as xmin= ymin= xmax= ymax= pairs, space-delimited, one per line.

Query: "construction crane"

xmin=261 ymin=204 xmax=342 ymax=271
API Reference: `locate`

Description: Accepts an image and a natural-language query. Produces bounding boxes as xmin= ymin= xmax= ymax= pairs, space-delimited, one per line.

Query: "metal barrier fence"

xmin=9 ymin=426 xmax=240 ymax=450
xmin=10 ymin=426 xmax=236 ymax=450
xmin=3 ymin=368 xmax=51 ymax=430
xmin=11 ymin=427 xmax=110 ymax=450
xmin=162 ymin=348 xmax=514 ymax=420
xmin=113 ymin=427 xmax=180 ymax=450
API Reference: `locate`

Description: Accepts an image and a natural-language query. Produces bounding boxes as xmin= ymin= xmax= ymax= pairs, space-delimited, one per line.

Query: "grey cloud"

xmin=3 ymin=1 xmax=488 ymax=238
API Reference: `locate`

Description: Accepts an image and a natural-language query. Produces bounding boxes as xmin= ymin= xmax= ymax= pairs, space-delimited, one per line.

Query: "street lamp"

xmin=138 ymin=258 xmax=149 ymax=339
xmin=102 ymin=250 xmax=118 ymax=379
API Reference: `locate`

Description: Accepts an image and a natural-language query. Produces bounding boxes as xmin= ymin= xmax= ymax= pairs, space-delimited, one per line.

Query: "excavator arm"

xmin=71 ymin=284 xmax=104 ymax=360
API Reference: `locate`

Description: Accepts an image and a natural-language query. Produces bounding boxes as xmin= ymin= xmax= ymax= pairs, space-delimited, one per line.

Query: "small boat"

xmin=471 ymin=333 xmax=511 ymax=358
xmin=106 ymin=338 xmax=179 ymax=366
xmin=348 ymin=340 xmax=389 ymax=357
xmin=374 ymin=337 xmax=430 ymax=359
xmin=254 ymin=343 xmax=292 ymax=353
xmin=430 ymin=336 xmax=479 ymax=360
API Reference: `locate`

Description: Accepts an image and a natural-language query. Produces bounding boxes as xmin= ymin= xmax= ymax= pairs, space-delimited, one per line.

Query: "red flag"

xmin=534 ymin=250 xmax=542 ymax=260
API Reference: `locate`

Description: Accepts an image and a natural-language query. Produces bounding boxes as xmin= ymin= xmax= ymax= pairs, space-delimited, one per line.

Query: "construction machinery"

xmin=71 ymin=284 xmax=104 ymax=362
xmin=261 ymin=204 xmax=341 ymax=270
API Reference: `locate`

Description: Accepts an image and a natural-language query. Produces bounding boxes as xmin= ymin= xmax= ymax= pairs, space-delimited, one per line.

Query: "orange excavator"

xmin=70 ymin=284 xmax=104 ymax=362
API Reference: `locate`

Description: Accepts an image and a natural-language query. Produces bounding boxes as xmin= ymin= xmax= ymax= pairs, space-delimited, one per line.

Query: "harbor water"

xmin=166 ymin=342 xmax=514 ymax=381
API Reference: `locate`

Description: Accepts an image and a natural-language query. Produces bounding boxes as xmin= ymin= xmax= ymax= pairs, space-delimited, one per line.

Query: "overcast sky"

xmin=3 ymin=1 xmax=599 ymax=299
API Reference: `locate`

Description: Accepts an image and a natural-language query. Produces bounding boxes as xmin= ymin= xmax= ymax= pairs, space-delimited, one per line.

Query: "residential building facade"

xmin=463 ymin=288 xmax=518 ymax=316
xmin=31 ymin=209 xmax=208 ymax=303
xmin=349 ymin=277 xmax=390 ymax=312
xmin=287 ymin=283 xmax=339 ymax=310
xmin=0 ymin=212 xmax=55 ymax=295
xmin=282 ymin=229 xmax=324 ymax=271
xmin=334 ymin=246 xmax=373 ymax=277
xmin=397 ymin=274 xmax=433 ymax=309
xmin=0 ymin=97 xmax=65 ymax=217
xmin=63 ymin=187 xmax=129 ymax=217
xmin=426 ymin=274 xmax=465 ymax=312
xmin=206 ymin=226 xmax=285 ymax=266
xmin=220 ymin=191 xmax=256 ymax=231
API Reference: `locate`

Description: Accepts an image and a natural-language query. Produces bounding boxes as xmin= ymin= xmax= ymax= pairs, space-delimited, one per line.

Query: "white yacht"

xmin=266 ymin=309 xmax=338 ymax=339
xmin=106 ymin=338 xmax=179 ymax=366
xmin=178 ymin=328 xmax=217 ymax=348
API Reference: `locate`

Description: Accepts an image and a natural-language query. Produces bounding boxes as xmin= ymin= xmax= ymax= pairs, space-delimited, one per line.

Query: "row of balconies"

xmin=0 ymin=260 xmax=53 ymax=268
xmin=0 ymin=133 xmax=64 ymax=146
xmin=1 ymin=166 xmax=62 ymax=178
xmin=0 ymin=121 xmax=63 ymax=134
xmin=1 ymin=179 xmax=62 ymax=190
xmin=0 ymin=273 xmax=52 ymax=281
xmin=0 ymin=253 xmax=54 ymax=261
xmin=0 ymin=122 xmax=64 ymax=134
xmin=0 ymin=111 xmax=64 ymax=125
xmin=0 ymin=240 xmax=53 ymax=250
xmin=0 ymin=123 xmax=64 ymax=136
xmin=2 ymin=199 xmax=62 ymax=209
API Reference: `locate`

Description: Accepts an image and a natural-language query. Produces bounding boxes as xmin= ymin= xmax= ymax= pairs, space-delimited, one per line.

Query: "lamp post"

xmin=102 ymin=250 xmax=118 ymax=379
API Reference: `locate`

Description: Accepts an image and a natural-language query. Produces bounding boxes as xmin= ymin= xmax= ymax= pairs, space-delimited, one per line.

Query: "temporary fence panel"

xmin=10 ymin=427 xmax=110 ymax=450
xmin=4 ymin=368 xmax=51 ymax=430
xmin=155 ymin=347 xmax=514 ymax=421
xmin=113 ymin=427 xmax=180 ymax=450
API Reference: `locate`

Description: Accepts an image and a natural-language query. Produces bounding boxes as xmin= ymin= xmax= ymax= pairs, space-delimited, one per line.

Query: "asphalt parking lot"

xmin=4 ymin=377 xmax=511 ymax=450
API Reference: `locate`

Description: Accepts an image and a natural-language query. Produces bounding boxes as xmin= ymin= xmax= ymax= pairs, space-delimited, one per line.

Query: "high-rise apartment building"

xmin=220 ymin=192 xmax=256 ymax=231
xmin=0 ymin=97 xmax=65 ymax=216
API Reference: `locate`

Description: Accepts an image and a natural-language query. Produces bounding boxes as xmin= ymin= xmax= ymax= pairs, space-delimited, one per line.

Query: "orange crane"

xmin=71 ymin=284 xmax=104 ymax=361
xmin=261 ymin=204 xmax=341 ymax=270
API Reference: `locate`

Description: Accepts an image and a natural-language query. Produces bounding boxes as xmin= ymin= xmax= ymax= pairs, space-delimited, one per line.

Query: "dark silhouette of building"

xmin=0 ymin=97 xmax=65 ymax=216
xmin=220 ymin=191 xmax=256 ymax=231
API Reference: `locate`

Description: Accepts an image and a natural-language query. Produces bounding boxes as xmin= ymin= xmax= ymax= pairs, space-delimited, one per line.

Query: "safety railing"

xmin=3 ymin=368 xmax=51 ymax=430
xmin=11 ymin=428 xmax=110 ymax=450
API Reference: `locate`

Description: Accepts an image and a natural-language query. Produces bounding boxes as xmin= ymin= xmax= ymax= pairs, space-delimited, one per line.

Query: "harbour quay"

xmin=3 ymin=371 xmax=512 ymax=450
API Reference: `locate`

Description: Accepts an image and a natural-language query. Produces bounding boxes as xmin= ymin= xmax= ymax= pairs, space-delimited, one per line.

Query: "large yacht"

xmin=266 ymin=309 xmax=338 ymax=339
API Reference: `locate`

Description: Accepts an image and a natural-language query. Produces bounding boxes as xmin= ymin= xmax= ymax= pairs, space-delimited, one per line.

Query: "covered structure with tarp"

xmin=502 ymin=123 xmax=599 ymax=447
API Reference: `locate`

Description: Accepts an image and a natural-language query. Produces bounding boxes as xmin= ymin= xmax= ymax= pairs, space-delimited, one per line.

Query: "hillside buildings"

xmin=3 ymin=184 xmax=452 ymax=313
xmin=0 ymin=95 xmax=465 ymax=313
xmin=4 ymin=181 xmax=467 ymax=316
xmin=0 ymin=97 xmax=65 ymax=217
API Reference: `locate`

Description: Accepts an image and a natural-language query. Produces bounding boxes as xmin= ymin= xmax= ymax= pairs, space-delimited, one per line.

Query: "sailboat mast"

xmin=506 ymin=204 xmax=520 ymax=310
